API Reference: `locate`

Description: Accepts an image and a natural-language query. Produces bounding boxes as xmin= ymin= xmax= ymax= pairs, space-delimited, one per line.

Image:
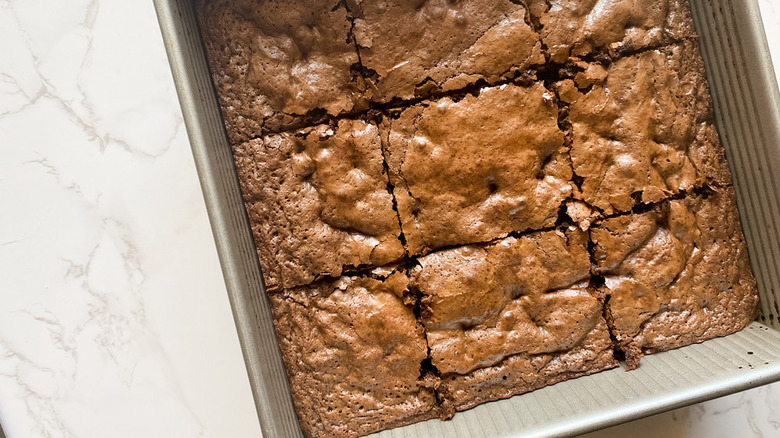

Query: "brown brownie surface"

xmin=525 ymin=0 xmax=695 ymax=62
xmin=350 ymin=0 xmax=545 ymax=103
xmin=561 ymin=41 xmax=731 ymax=215
xmin=197 ymin=0 xmax=363 ymax=144
xmin=411 ymin=227 xmax=617 ymax=410
xmin=235 ymin=119 xmax=404 ymax=291
xmin=384 ymin=83 xmax=572 ymax=256
xmin=270 ymin=271 xmax=438 ymax=438
xmin=592 ymin=187 xmax=759 ymax=369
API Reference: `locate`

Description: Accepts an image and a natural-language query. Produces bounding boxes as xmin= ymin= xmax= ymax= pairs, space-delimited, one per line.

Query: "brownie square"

xmin=270 ymin=270 xmax=438 ymax=438
xmin=411 ymin=227 xmax=617 ymax=411
xmin=234 ymin=119 xmax=405 ymax=291
xmin=524 ymin=0 xmax=695 ymax=62
xmin=591 ymin=186 xmax=759 ymax=369
xmin=350 ymin=0 xmax=545 ymax=103
xmin=196 ymin=0 xmax=363 ymax=144
xmin=439 ymin=318 xmax=615 ymax=412
xmin=560 ymin=41 xmax=731 ymax=215
xmin=383 ymin=82 xmax=572 ymax=256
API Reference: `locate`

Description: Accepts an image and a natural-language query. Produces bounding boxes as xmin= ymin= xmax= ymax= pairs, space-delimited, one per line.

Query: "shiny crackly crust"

xmin=383 ymin=82 xmax=572 ymax=256
xmin=561 ymin=40 xmax=731 ymax=215
xmin=411 ymin=227 xmax=617 ymax=411
xmin=270 ymin=271 xmax=438 ymax=438
xmin=524 ymin=0 xmax=695 ymax=62
xmin=234 ymin=119 xmax=404 ymax=291
xmin=350 ymin=0 xmax=545 ymax=103
xmin=196 ymin=0 xmax=364 ymax=144
xmin=592 ymin=186 xmax=759 ymax=369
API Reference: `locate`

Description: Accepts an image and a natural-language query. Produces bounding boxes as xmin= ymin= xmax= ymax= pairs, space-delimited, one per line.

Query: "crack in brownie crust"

xmin=591 ymin=186 xmax=759 ymax=369
xmin=235 ymin=119 xmax=404 ymax=291
xmin=349 ymin=0 xmax=545 ymax=103
xmin=270 ymin=270 xmax=438 ymax=438
xmin=383 ymin=82 xmax=572 ymax=256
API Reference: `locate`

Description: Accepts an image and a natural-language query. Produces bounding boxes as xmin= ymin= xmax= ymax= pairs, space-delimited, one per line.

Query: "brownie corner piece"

xmin=411 ymin=227 xmax=617 ymax=411
xmin=592 ymin=186 xmax=759 ymax=369
xmin=351 ymin=0 xmax=545 ymax=103
xmin=196 ymin=0 xmax=364 ymax=143
xmin=270 ymin=270 xmax=438 ymax=438
xmin=384 ymin=82 xmax=572 ymax=256
xmin=529 ymin=0 xmax=696 ymax=62
xmin=235 ymin=119 xmax=405 ymax=291
xmin=566 ymin=40 xmax=731 ymax=215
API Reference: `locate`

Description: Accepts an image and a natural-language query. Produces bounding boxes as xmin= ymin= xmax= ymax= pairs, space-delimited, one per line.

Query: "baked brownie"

xmin=524 ymin=0 xmax=695 ymax=62
xmin=383 ymin=82 xmax=572 ymax=256
xmin=198 ymin=1 xmax=760 ymax=434
xmin=234 ymin=119 xmax=404 ymax=291
xmin=411 ymin=227 xmax=617 ymax=411
xmin=560 ymin=41 xmax=731 ymax=215
xmin=350 ymin=0 xmax=545 ymax=103
xmin=591 ymin=186 xmax=759 ymax=369
xmin=270 ymin=270 xmax=438 ymax=438
xmin=197 ymin=0 xmax=363 ymax=144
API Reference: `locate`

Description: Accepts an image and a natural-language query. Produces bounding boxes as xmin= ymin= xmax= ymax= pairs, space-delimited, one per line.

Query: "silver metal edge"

xmin=728 ymin=0 xmax=780 ymax=327
xmin=151 ymin=0 xmax=303 ymax=436
xmin=531 ymin=361 xmax=780 ymax=438
xmin=738 ymin=0 xmax=780 ymax=131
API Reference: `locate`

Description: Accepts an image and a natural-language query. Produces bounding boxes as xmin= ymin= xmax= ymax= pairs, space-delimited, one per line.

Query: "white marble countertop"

xmin=1 ymin=1 xmax=779 ymax=437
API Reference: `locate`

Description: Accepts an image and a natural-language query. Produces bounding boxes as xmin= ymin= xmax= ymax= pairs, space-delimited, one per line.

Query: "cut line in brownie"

xmin=349 ymin=0 xmax=545 ymax=104
xmin=410 ymin=227 xmax=617 ymax=411
xmin=558 ymin=40 xmax=732 ymax=216
xmin=523 ymin=0 xmax=696 ymax=63
xmin=591 ymin=186 xmax=759 ymax=369
xmin=270 ymin=269 xmax=439 ymax=438
xmin=196 ymin=0 xmax=366 ymax=144
xmin=382 ymin=82 xmax=573 ymax=257
xmin=234 ymin=119 xmax=405 ymax=291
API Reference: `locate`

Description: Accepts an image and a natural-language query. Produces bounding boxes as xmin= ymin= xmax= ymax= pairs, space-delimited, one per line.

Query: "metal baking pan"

xmin=152 ymin=0 xmax=780 ymax=436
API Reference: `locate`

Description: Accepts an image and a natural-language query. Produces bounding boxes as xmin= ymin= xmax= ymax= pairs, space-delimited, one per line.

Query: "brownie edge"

xmin=270 ymin=271 xmax=438 ymax=438
xmin=235 ymin=119 xmax=405 ymax=291
xmin=196 ymin=0 xmax=364 ymax=143
xmin=592 ymin=186 xmax=760 ymax=369
xmin=412 ymin=227 xmax=618 ymax=411
xmin=440 ymin=319 xmax=616 ymax=411
xmin=350 ymin=0 xmax=545 ymax=103
xmin=564 ymin=41 xmax=732 ymax=215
